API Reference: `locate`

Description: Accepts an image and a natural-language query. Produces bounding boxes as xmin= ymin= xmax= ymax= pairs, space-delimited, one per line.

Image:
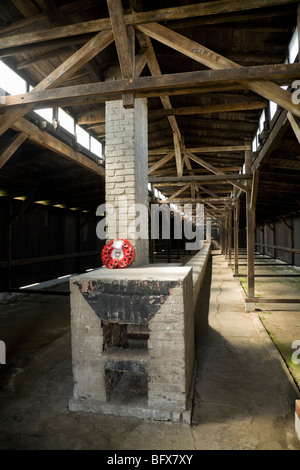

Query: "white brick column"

xmin=105 ymin=97 xmax=149 ymax=266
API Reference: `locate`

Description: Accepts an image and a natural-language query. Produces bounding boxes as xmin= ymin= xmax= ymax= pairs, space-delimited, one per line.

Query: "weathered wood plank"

xmin=10 ymin=0 xmax=40 ymax=17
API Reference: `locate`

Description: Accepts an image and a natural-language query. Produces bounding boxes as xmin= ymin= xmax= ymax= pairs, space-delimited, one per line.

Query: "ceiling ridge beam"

xmin=0 ymin=0 xmax=296 ymax=50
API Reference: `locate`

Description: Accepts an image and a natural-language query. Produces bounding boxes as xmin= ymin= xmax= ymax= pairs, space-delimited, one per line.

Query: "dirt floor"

xmin=0 ymin=250 xmax=299 ymax=451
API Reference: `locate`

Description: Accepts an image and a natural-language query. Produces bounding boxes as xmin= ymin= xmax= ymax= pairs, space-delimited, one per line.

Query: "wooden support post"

xmin=273 ymin=221 xmax=277 ymax=260
xmin=220 ymin=221 xmax=225 ymax=255
xmin=224 ymin=215 xmax=228 ymax=259
xmin=260 ymin=225 xmax=265 ymax=256
xmin=245 ymin=143 xmax=255 ymax=299
xmin=7 ymin=199 xmax=13 ymax=292
xmin=228 ymin=207 xmax=232 ymax=267
xmin=290 ymin=218 xmax=295 ymax=266
xmin=149 ymin=184 xmax=155 ymax=264
xmin=234 ymin=191 xmax=240 ymax=276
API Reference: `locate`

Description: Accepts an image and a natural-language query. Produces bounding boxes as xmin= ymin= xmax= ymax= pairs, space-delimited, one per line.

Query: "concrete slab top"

xmin=70 ymin=265 xmax=192 ymax=283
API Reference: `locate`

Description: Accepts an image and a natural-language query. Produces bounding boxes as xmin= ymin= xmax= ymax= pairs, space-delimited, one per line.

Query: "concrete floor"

xmin=0 ymin=250 xmax=299 ymax=450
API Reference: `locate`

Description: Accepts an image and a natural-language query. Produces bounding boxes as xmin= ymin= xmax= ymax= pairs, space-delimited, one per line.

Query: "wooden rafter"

xmin=148 ymin=152 xmax=175 ymax=175
xmin=185 ymin=151 xmax=247 ymax=192
xmin=0 ymin=132 xmax=28 ymax=170
xmin=11 ymin=118 xmax=103 ymax=177
xmin=135 ymin=22 xmax=300 ymax=117
xmin=149 ymin=145 xmax=250 ymax=155
xmin=149 ymin=174 xmax=251 ymax=183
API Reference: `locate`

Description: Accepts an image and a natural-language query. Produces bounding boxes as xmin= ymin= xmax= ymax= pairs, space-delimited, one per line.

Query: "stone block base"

xmin=69 ymin=265 xmax=195 ymax=422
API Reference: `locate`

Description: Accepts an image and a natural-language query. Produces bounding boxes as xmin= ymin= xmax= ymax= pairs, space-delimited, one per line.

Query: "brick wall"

xmin=105 ymin=98 xmax=149 ymax=266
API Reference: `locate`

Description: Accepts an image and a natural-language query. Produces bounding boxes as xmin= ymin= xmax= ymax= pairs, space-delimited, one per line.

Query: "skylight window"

xmin=76 ymin=124 xmax=90 ymax=149
xmin=0 ymin=60 xmax=26 ymax=95
xmin=289 ymin=28 xmax=299 ymax=64
xmin=269 ymin=101 xmax=277 ymax=120
xmin=35 ymin=108 xmax=53 ymax=123
xmin=58 ymin=108 xmax=75 ymax=134
xmin=259 ymin=110 xmax=265 ymax=133
xmin=90 ymin=136 xmax=102 ymax=157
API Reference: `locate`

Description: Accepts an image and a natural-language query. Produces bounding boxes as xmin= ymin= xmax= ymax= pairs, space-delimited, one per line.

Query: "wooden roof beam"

xmin=2 ymin=64 xmax=298 ymax=110
xmin=0 ymin=132 xmax=28 ymax=170
xmin=149 ymin=174 xmax=251 ymax=183
xmin=148 ymin=151 xmax=175 ymax=175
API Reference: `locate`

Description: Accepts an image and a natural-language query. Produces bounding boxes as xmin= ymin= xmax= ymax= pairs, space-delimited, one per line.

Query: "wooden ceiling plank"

xmin=33 ymin=0 xmax=105 ymax=83
xmin=197 ymin=185 xmax=223 ymax=200
xmin=0 ymin=0 xmax=297 ymax=50
xmin=136 ymin=22 xmax=300 ymax=117
xmin=10 ymin=0 xmax=40 ymax=17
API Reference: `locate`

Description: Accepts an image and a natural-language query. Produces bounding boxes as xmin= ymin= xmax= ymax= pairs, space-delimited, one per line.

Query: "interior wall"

xmin=0 ymin=197 xmax=104 ymax=291
xmin=255 ymin=215 xmax=300 ymax=267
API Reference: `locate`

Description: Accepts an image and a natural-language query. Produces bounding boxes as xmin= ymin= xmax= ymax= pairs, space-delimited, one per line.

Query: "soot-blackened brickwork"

xmin=78 ymin=279 xmax=181 ymax=324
